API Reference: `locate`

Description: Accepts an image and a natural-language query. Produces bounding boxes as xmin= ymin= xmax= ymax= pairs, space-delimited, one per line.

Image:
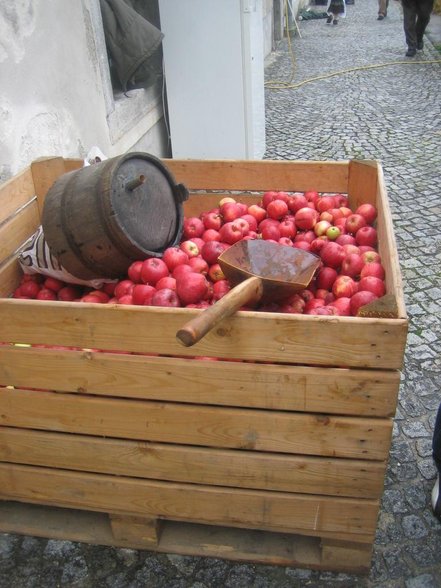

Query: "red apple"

xmin=19 ymin=280 xmax=41 ymax=298
xmin=345 ymin=214 xmax=367 ymax=234
xmin=156 ymin=276 xmax=177 ymax=291
xmin=316 ymin=195 xmax=336 ymax=213
xmin=262 ymin=191 xmax=279 ymax=208
xmin=87 ymin=290 xmax=110 ymax=303
xmin=294 ymin=230 xmax=315 ymax=244
xmin=329 ymin=297 xmax=351 ymax=316
xmin=279 ymin=218 xmax=297 ymax=239
xmin=240 ymin=214 xmax=258 ymax=233
xmin=132 ymin=284 xmax=156 ymax=305
xmin=293 ymin=241 xmax=312 ymax=252
xmin=310 ymin=306 xmax=339 ymax=316
xmin=219 ymin=221 xmax=244 ymax=245
xmin=114 ymin=279 xmax=135 ymax=299
xmin=234 ymin=218 xmax=250 ymax=236
xmin=219 ymin=197 xmax=236 ymax=207
xmin=102 ymin=282 xmax=117 ymax=297
xmin=334 ymin=194 xmax=349 ymax=208
xmin=342 ymin=244 xmax=361 ymax=256
xmin=162 ymin=247 xmax=189 ymax=271
xmin=336 ymin=234 xmax=357 ymax=246
xmin=355 ymin=226 xmax=378 ymax=247
xmin=43 ymin=277 xmax=64 ymax=292
xmin=117 ymin=294 xmax=134 ymax=305
xmin=356 ymin=203 xmax=377 ymax=225
xmin=187 ymin=257 xmax=209 ymax=274
xmin=81 ymin=294 xmax=103 ymax=303
xmin=358 ymin=276 xmax=386 ymax=297
xmin=314 ymin=220 xmax=331 ymax=237
xmin=247 ymin=204 xmax=267 ymax=223
xmin=208 ymin=263 xmax=226 ymax=282
xmin=360 ymin=262 xmax=385 ymax=280
xmin=261 ymin=224 xmax=281 ymax=241
xmin=278 ymin=237 xmax=293 ymax=247
xmin=172 ymin=264 xmax=192 ymax=280
xmin=36 ymin=288 xmax=57 ymax=301
xmin=212 ymin=279 xmax=231 ymax=301
xmin=220 ymin=202 xmax=242 ymax=222
xmin=341 ymin=253 xmax=364 ymax=278
xmin=127 ymin=260 xmax=144 ymax=283
xmin=316 ymin=266 xmax=338 ymax=290
xmin=180 ymin=240 xmax=200 ymax=258
xmin=295 ymin=207 xmax=318 ymax=230
xmin=140 ymin=258 xmax=169 ymax=285
xmin=350 ymin=291 xmax=378 ymax=316
xmin=304 ymin=298 xmax=325 ymax=314
xmin=267 ymin=199 xmax=289 ymax=220
xmin=288 ymin=193 xmax=308 ymax=213
xmin=201 ymin=241 xmax=228 ymax=265
xmin=361 ymin=250 xmax=381 ymax=264
xmin=202 ymin=229 xmax=221 ymax=242
xmin=176 ymin=272 xmax=210 ymax=305
xmin=304 ymin=191 xmax=319 ymax=205
xmin=339 ymin=206 xmax=353 ymax=218
xmin=310 ymin=237 xmax=328 ymax=254
xmin=203 ymin=211 xmax=222 ymax=231
xmin=183 ymin=216 xmax=205 ymax=239
xmin=58 ymin=285 xmax=81 ymax=301
xmin=332 ymin=275 xmax=358 ymax=298
xmin=320 ymin=242 xmax=345 ymax=269
xmin=151 ymin=288 xmax=181 ymax=307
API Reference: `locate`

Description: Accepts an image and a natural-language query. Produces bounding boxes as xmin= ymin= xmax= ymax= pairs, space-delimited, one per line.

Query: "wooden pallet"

xmin=0 ymin=501 xmax=373 ymax=573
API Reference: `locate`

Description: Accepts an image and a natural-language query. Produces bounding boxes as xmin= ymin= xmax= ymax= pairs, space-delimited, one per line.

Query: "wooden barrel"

xmin=41 ymin=153 xmax=188 ymax=280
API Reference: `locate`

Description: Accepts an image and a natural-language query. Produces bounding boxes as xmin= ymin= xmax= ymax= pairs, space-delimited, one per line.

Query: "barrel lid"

xmin=101 ymin=152 xmax=188 ymax=257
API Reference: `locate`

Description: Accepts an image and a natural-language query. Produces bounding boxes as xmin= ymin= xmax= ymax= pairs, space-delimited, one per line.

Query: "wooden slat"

xmin=0 ymin=199 xmax=40 ymax=263
xmin=30 ymin=157 xmax=67 ymax=216
xmin=0 ymin=464 xmax=379 ymax=539
xmin=109 ymin=513 xmax=162 ymax=546
xmin=0 ymin=299 xmax=408 ymax=369
xmin=0 ymin=427 xmax=387 ymax=498
xmin=164 ymin=159 xmax=349 ymax=192
xmin=0 ymin=167 xmax=35 ymax=225
xmin=0 ymin=258 xmax=22 ymax=299
xmin=0 ymin=502 xmax=372 ymax=571
xmin=0 ymin=347 xmax=400 ymax=416
xmin=375 ymin=166 xmax=407 ymax=319
xmin=0 ymin=388 xmax=392 ymax=460
xmin=347 ymin=160 xmax=379 ymax=208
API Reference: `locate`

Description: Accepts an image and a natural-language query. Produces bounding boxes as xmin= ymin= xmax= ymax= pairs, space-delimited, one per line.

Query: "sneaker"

xmin=326 ymin=15 xmax=333 ymax=23
xmin=405 ymin=48 xmax=416 ymax=57
xmin=432 ymin=476 xmax=441 ymax=518
xmin=377 ymin=14 xmax=384 ymax=20
xmin=333 ymin=19 xmax=338 ymax=25
xmin=417 ymin=40 xmax=424 ymax=50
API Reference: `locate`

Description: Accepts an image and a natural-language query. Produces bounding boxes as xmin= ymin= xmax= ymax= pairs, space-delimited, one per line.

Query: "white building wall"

xmin=0 ymin=0 xmax=167 ymax=184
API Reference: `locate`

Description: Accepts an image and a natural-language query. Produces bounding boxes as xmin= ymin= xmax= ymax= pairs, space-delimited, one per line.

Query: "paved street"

xmin=1 ymin=0 xmax=440 ymax=586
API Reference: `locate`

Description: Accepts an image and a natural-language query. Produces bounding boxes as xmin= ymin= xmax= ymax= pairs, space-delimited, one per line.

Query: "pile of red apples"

xmin=13 ymin=190 xmax=386 ymax=317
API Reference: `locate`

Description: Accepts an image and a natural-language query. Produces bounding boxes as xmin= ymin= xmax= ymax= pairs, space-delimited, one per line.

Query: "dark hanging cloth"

xmin=100 ymin=0 xmax=164 ymax=91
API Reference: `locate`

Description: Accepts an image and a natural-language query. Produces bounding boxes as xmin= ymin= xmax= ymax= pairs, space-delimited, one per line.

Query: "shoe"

xmin=333 ymin=19 xmax=338 ymax=25
xmin=326 ymin=15 xmax=333 ymax=23
xmin=377 ymin=14 xmax=384 ymax=20
xmin=432 ymin=476 xmax=441 ymax=519
xmin=405 ymin=48 xmax=416 ymax=57
xmin=417 ymin=40 xmax=424 ymax=50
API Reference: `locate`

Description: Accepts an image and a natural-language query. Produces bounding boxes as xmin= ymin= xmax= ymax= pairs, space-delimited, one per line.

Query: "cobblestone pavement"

xmin=1 ymin=1 xmax=440 ymax=586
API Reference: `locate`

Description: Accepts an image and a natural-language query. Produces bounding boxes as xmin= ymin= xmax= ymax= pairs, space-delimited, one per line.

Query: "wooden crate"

xmin=0 ymin=157 xmax=408 ymax=573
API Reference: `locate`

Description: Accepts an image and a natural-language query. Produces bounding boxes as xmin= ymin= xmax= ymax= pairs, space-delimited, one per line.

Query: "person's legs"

xmin=415 ymin=0 xmax=434 ymax=48
xmin=402 ymin=0 xmax=418 ymax=55
xmin=432 ymin=403 xmax=441 ymax=518
xmin=378 ymin=0 xmax=388 ymax=17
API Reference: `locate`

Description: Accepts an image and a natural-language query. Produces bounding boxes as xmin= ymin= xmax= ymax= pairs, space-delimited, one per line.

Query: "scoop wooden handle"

xmin=176 ymin=276 xmax=264 ymax=347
